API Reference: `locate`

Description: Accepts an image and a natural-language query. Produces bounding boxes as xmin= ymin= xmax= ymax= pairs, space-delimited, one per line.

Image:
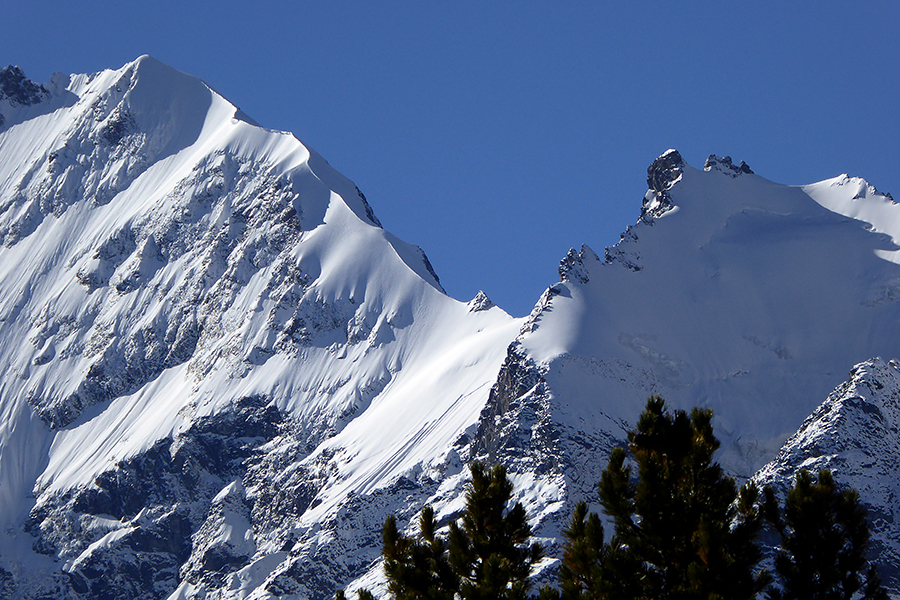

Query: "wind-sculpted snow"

xmin=515 ymin=150 xmax=900 ymax=479
xmin=753 ymin=358 xmax=900 ymax=592
xmin=0 ymin=57 xmax=520 ymax=599
xmin=2 ymin=57 xmax=900 ymax=600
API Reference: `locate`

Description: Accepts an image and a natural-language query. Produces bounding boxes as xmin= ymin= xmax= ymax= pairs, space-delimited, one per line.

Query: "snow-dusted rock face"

xmin=641 ymin=148 xmax=683 ymax=219
xmin=0 ymin=66 xmax=50 ymax=121
xmin=2 ymin=58 xmax=900 ymax=600
xmin=753 ymin=358 xmax=900 ymax=591
xmin=0 ymin=58 xmax=521 ymax=600
xmin=703 ymin=154 xmax=754 ymax=177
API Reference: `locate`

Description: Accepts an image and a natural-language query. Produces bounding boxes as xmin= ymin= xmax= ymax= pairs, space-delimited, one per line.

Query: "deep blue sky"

xmin=3 ymin=2 xmax=898 ymax=316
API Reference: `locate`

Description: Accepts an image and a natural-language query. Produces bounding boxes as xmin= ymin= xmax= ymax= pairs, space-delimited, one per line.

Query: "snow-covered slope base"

xmin=1 ymin=58 xmax=900 ymax=599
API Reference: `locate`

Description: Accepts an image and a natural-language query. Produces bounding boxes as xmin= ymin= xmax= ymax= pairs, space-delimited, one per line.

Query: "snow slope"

xmin=342 ymin=156 xmax=900 ymax=596
xmin=0 ymin=57 xmax=521 ymax=599
xmin=506 ymin=151 xmax=900 ymax=479
xmin=461 ymin=151 xmax=900 ymax=596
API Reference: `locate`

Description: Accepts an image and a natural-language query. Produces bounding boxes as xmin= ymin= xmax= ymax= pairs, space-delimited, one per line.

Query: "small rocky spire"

xmin=703 ymin=154 xmax=754 ymax=177
xmin=0 ymin=65 xmax=50 ymax=107
xmin=647 ymin=149 xmax=685 ymax=193
xmin=642 ymin=149 xmax=684 ymax=220
xmin=468 ymin=290 xmax=495 ymax=312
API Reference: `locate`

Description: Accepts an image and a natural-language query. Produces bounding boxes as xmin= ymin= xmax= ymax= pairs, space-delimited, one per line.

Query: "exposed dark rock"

xmin=646 ymin=149 xmax=684 ymax=193
xmin=0 ymin=65 xmax=50 ymax=107
xmin=29 ymin=158 xmax=308 ymax=429
xmin=752 ymin=358 xmax=900 ymax=593
xmin=245 ymin=443 xmax=335 ymax=538
xmin=262 ymin=474 xmax=440 ymax=599
xmin=472 ymin=343 xmax=551 ymax=466
xmin=465 ymin=343 xmax=630 ymax=591
xmin=27 ymin=396 xmax=289 ymax=600
xmin=98 ymin=109 xmax=137 ymax=146
xmin=0 ymin=65 xmax=51 ymax=130
xmin=0 ymin=567 xmax=14 ymax=599
xmin=704 ymin=154 xmax=754 ymax=177
xmin=355 ymin=186 xmax=382 ymax=228
xmin=642 ymin=150 xmax=684 ymax=220
xmin=518 ymin=285 xmax=561 ymax=336
xmin=69 ymin=548 xmax=182 ymax=600
xmin=181 ymin=481 xmax=254 ymax=586
xmin=467 ymin=290 xmax=495 ymax=312
xmin=604 ymin=224 xmax=643 ymax=272
xmin=419 ymin=246 xmax=444 ymax=292
xmin=559 ymin=244 xmax=600 ymax=284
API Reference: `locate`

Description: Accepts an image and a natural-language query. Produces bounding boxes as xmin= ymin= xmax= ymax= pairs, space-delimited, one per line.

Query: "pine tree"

xmin=555 ymin=501 xmax=642 ymax=600
xmin=557 ymin=501 xmax=607 ymax=600
xmin=335 ymin=589 xmax=375 ymax=600
xmin=376 ymin=461 xmax=542 ymax=600
xmin=591 ymin=396 xmax=768 ymax=600
xmin=382 ymin=506 xmax=457 ymax=600
xmin=448 ymin=462 xmax=544 ymax=600
xmin=764 ymin=469 xmax=888 ymax=600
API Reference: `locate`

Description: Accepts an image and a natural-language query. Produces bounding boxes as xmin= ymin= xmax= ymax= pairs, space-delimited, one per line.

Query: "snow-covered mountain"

xmin=753 ymin=357 xmax=900 ymax=590
xmin=0 ymin=57 xmax=520 ymax=599
xmin=0 ymin=57 xmax=898 ymax=599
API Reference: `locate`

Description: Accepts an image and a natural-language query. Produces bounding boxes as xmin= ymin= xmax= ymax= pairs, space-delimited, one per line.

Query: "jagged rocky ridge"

xmin=0 ymin=65 xmax=50 ymax=127
xmin=0 ymin=58 xmax=900 ymax=599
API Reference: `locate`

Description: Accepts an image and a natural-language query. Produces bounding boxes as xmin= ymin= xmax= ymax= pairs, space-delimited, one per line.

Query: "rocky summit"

xmin=0 ymin=57 xmax=899 ymax=599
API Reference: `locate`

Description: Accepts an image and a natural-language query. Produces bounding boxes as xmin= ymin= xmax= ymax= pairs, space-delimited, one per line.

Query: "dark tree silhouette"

xmin=764 ymin=469 xmax=888 ymax=600
xmin=382 ymin=506 xmax=457 ymax=600
xmin=369 ymin=461 xmax=542 ymax=600
xmin=566 ymin=396 xmax=769 ymax=600
xmin=448 ymin=462 xmax=544 ymax=600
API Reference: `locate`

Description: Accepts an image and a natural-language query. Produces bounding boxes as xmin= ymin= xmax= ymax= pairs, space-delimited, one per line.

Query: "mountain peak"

xmin=559 ymin=244 xmax=600 ymax=283
xmin=646 ymin=149 xmax=684 ymax=192
xmin=0 ymin=64 xmax=51 ymax=128
xmin=642 ymin=149 xmax=684 ymax=219
xmin=759 ymin=357 xmax=900 ymax=469
xmin=467 ymin=290 xmax=495 ymax=312
xmin=4 ymin=57 xmax=900 ymax=599
xmin=0 ymin=65 xmax=49 ymax=107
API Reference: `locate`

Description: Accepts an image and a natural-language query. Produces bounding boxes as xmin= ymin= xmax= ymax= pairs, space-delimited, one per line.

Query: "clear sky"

xmin=3 ymin=2 xmax=898 ymax=317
